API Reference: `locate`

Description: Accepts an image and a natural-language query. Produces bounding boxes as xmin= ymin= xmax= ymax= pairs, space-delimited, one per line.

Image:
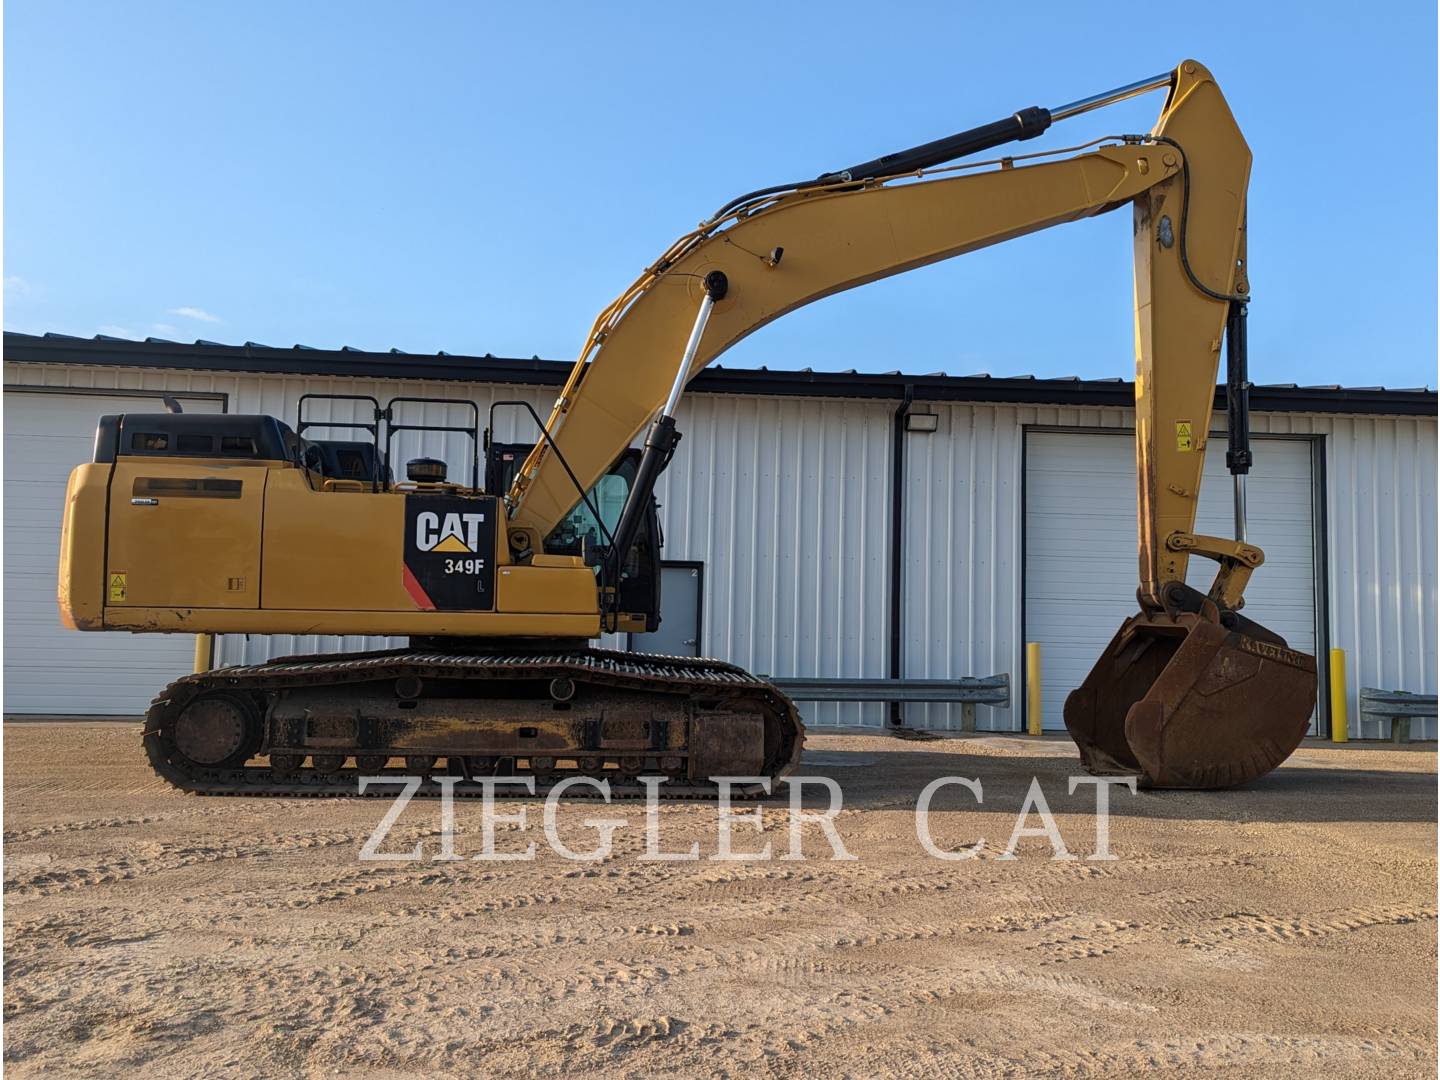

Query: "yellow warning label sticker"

xmin=108 ymin=572 xmax=127 ymax=603
xmin=1175 ymin=420 xmax=1194 ymax=452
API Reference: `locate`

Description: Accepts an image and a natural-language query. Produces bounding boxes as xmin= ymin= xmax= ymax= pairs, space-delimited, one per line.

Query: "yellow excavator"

xmin=58 ymin=59 xmax=1316 ymax=795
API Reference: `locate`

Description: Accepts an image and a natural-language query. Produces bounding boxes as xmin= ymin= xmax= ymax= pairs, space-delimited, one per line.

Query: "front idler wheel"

xmin=171 ymin=692 xmax=260 ymax=769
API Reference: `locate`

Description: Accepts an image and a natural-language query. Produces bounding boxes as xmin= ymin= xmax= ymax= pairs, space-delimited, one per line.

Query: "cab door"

xmin=106 ymin=460 xmax=267 ymax=609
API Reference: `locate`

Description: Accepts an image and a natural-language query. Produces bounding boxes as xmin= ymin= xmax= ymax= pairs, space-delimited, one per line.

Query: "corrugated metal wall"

xmin=861 ymin=401 xmax=1435 ymax=735
xmin=7 ymin=359 xmax=1435 ymax=738
xmin=1315 ymin=412 xmax=1439 ymax=739
xmin=900 ymin=403 xmax=1026 ymax=730
xmin=654 ymin=393 xmax=893 ymax=727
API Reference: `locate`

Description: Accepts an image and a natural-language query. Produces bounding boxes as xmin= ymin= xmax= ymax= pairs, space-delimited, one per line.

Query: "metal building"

xmin=5 ymin=332 xmax=1436 ymax=739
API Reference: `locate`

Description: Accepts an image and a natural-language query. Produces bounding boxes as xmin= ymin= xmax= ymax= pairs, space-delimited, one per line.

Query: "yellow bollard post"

xmin=194 ymin=633 xmax=215 ymax=674
xmin=1026 ymin=642 xmax=1043 ymax=736
xmin=1329 ymin=648 xmax=1348 ymax=743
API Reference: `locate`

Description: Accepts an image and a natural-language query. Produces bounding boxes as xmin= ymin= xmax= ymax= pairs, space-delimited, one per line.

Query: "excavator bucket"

xmin=1064 ymin=610 xmax=1317 ymax=789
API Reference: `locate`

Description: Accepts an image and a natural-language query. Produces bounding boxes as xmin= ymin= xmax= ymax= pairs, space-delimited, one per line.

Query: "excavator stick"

xmin=1058 ymin=64 xmax=1319 ymax=790
xmin=1065 ymin=607 xmax=1317 ymax=789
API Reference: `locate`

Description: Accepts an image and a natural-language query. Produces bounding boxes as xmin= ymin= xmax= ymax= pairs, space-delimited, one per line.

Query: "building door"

xmin=4 ymin=390 xmax=224 ymax=715
xmin=1024 ymin=430 xmax=1320 ymax=733
xmin=630 ymin=561 xmax=703 ymax=657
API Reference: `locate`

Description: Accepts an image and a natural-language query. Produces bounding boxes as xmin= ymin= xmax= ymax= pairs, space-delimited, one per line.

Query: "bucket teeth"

xmin=1065 ymin=611 xmax=1317 ymax=789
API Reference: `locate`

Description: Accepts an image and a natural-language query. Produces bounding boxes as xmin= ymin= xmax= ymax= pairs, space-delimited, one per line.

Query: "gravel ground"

xmin=3 ymin=722 xmax=1435 ymax=1078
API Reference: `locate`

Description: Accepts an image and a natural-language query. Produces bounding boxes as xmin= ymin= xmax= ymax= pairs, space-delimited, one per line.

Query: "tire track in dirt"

xmin=973 ymin=1032 xmax=1432 ymax=1077
xmin=3 ymin=815 xmax=170 ymax=844
xmin=2 ymin=824 xmax=437 ymax=897
xmin=1182 ymin=904 xmax=1438 ymax=947
xmin=1023 ymin=917 xmax=1145 ymax=965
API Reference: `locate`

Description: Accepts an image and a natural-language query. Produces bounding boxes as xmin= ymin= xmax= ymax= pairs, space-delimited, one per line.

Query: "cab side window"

xmin=546 ymin=473 xmax=630 ymax=555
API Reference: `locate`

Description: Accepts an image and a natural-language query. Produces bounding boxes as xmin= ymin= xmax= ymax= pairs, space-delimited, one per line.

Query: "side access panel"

xmin=106 ymin=460 xmax=266 ymax=610
xmin=261 ymin=469 xmax=412 ymax=611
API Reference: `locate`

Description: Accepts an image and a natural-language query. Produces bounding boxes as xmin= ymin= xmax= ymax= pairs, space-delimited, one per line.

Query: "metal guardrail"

xmin=1359 ymin=688 xmax=1438 ymax=744
xmin=765 ymin=675 xmax=1009 ymax=732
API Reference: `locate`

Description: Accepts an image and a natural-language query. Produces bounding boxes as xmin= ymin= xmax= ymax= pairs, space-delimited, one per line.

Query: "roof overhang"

xmin=4 ymin=332 xmax=1435 ymax=417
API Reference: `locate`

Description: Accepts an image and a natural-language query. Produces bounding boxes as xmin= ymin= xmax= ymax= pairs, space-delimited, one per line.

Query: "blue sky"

xmin=5 ymin=3 xmax=1436 ymax=388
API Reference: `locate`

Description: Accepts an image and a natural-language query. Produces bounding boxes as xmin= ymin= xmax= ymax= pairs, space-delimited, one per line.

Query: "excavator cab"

xmin=488 ymin=440 xmax=664 ymax=632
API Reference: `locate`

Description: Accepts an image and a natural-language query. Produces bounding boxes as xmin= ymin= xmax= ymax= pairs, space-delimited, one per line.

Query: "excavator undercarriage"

xmin=145 ymin=646 xmax=803 ymax=797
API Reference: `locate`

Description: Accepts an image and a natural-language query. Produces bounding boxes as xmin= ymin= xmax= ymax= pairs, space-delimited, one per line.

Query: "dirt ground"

xmin=3 ymin=723 xmax=1436 ymax=1078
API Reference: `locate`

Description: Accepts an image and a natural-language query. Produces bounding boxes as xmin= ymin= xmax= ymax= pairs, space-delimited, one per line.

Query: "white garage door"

xmin=4 ymin=391 xmax=222 ymax=715
xmin=1025 ymin=430 xmax=1318 ymax=733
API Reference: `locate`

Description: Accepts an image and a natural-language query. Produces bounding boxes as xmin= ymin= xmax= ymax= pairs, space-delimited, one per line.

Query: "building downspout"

xmin=889 ymin=384 xmax=915 ymax=727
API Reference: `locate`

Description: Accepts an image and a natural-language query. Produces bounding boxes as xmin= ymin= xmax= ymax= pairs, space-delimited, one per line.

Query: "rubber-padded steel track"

xmin=143 ymin=647 xmax=805 ymax=799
